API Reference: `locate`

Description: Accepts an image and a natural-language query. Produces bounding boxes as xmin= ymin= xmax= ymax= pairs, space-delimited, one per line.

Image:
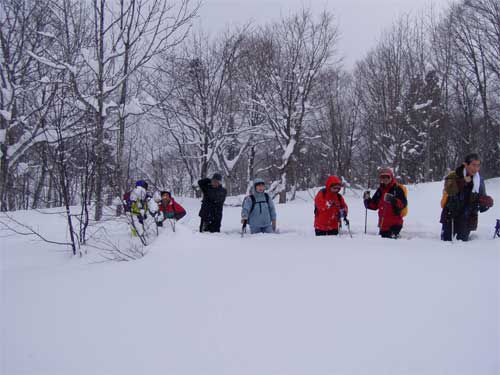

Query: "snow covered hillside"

xmin=2 ymin=179 xmax=499 ymax=375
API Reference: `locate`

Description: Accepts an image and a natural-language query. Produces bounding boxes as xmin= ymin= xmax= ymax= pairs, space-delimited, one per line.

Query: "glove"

xmin=241 ymin=218 xmax=248 ymax=225
xmin=384 ymin=193 xmax=395 ymax=203
xmin=479 ymin=195 xmax=494 ymax=208
xmin=343 ymin=216 xmax=350 ymax=226
xmin=363 ymin=191 xmax=371 ymax=200
xmin=272 ymin=220 xmax=277 ymax=231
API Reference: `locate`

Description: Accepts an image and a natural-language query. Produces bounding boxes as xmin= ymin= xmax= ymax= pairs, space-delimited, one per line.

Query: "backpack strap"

xmin=249 ymin=195 xmax=256 ymax=215
xmin=248 ymin=193 xmax=272 ymax=221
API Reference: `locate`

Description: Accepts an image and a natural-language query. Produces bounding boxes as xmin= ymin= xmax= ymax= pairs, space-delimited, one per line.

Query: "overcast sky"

xmin=196 ymin=0 xmax=450 ymax=68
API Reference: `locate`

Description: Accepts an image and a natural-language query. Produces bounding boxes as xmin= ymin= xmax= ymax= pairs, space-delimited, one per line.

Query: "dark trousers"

xmin=441 ymin=216 xmax=470 ymax=241
xmin=200 ymin=218 xmax=221 ymax=233
xmin=315 ymin=229 xmax=339 ymax=236
xmin=380 ymin=225 xmax=402 ymax=239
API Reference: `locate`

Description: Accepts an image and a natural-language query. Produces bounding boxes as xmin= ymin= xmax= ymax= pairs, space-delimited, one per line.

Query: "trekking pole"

xmin=344 ymin=217 xmax=353 ymax=238
xmin=451 ymin=218 xmax=454 ymax=242
xmin=241 ymin=220 xmax=247 ymax=238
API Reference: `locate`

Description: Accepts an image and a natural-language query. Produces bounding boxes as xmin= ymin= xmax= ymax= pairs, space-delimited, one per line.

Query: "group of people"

xmin=124 ymin=181 xmax=186 ymax=227
xmin=125 ymin=153 xmax=495 ymax=242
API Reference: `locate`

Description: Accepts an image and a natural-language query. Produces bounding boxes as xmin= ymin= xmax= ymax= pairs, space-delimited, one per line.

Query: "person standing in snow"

xmin=314 ymin=175 xmax=348 ymax=236
xmin=156 ymin=191 xmax=186 ymax=227
xmin=241 ymin=178 xmax=277 ymax=234
xmin=364 ymin=168 xmax=407 ymax=239
xmin=198 ymin=173 xmax=227 ymax=233
xmin=128 ymin=180 xmax=151 ymax=224
xmin=440 ymin=153 xmax=494 ymax=241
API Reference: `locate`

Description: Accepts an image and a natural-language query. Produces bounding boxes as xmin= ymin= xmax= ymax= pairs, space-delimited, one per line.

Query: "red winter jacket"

xmin=314 ymin=176 xmax=348 ymax=231
xmin=159 ymin=198 xmax=186 ymax=219
xmin=365 ymin=174 xmax=407 ymax=231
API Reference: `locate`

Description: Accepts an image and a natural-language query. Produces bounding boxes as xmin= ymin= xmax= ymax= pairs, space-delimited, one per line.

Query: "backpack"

xmin=123 ymin=191 xmax=132 ymax=212
xmin=397 ymin=183 xmax=408 ymax=217
xmin=248 ymin=193 xmax=272 ymax=220
xmin=314 ymin=188 xmax=343 ymax=216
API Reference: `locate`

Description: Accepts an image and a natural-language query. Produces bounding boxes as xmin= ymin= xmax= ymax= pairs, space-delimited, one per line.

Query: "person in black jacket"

xmin=198 ymin=173 xmax=227 ymax=233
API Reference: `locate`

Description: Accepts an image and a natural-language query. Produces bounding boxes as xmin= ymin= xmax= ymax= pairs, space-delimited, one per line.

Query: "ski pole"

xmin=241 ymin=220 xmax=247 ymax=238
xmin=344 ymin=218 xmax=353 ymax=238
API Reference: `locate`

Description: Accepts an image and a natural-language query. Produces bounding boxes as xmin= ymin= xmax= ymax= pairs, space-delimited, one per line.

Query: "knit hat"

xmin=211 ymin=173 xmax=222 ymax=182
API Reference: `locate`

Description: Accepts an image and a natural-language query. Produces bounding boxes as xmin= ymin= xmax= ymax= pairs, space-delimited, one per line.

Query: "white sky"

xmin=196 ymin=0 xmax=450 ymax=68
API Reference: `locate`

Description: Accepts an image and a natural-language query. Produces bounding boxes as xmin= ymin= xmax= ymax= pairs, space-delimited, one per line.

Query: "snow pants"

xmin=379 ymin=225 xmax=402 ymax=239
xmin=250 ymin=225 xmax=273 ymax=234
xmin=441 ymin=216 xmax=470 ymax=241
xmin=315 ymin=229 xmax=339 ymax=236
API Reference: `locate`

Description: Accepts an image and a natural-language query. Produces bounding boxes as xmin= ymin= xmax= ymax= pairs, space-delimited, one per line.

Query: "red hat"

xmin=378 ymin=167 xmax=394 ymax=178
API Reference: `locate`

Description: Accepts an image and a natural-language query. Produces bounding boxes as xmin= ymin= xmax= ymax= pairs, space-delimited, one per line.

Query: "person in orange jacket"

xmin=314 ymin=176 xmax=348 ymax=236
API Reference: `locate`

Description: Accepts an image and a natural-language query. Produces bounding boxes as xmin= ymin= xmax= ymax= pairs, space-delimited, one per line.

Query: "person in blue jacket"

xmin=241 ymin=178 xmax=277 ymax=234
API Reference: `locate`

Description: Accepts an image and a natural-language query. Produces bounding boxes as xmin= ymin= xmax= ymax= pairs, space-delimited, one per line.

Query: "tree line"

xmin=1 ymin=0 xmax=498 ymax=220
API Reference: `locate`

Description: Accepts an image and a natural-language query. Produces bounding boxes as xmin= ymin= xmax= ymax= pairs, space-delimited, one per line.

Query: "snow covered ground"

xmin=2 ymin=179 xmax=499 ymax=375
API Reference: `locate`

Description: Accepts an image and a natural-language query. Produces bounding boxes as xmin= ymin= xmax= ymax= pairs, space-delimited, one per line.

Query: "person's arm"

xmin=389 ymin=186 xmax=407 ymax=210
xmin=364 ymin=189 xmax=381 ymax=210
xmin=241 ymin=196 xmax=251 ymax=221
xmin=173 ymin=200 xmax=186 ymax=215
xmin=269 ymin=196 xmax=277 ymax=221
xmin=198 ymin=178 xmax=211 ymax=193
xmin=340 ymin=195 xmax=348 ymax=217
xmin=221 ymin=188 xmax=227 ymax=204
xmin=478 ymin=178 xmax=494 ymax=212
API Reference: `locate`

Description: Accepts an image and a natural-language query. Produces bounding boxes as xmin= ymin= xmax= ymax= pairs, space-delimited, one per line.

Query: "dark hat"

xmin=136 ymin=180 xmax=148 ymax=190
xmin=211 ymin=173 xmax=222 ymax=181
xmin=160 ymin=191 xmax=171 ymax=197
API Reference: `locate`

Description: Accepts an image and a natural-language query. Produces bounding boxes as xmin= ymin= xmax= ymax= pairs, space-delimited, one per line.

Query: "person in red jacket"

xmin=364 ymin=167 xmax=407 ymax=239
xmin=314 ymin=175 xmax=348 ymax=236
xmin=157 ymin=191 xmax=186 ymax=227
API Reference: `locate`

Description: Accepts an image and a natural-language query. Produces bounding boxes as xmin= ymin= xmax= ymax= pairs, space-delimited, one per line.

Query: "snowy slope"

xmin=1 ymin=179 xmax=499 ymax=375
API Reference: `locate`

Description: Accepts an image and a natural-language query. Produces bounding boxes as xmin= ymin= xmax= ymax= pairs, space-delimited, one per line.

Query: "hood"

xmin=253 ymin=178 xmax=266 ymax=187
xmin=325 ymin=175 xmax=342 ymax=190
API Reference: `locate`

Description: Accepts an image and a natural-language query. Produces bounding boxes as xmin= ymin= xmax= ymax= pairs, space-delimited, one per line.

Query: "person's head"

xmin=326 ymin=175 xmax=342 ymax=193
xmin=378 ymin=167 xmax=394 ymax=186
xmin=254 ymin=178 xmax=266 ymax=193
xmin=161 ymin=191 xmax=171 ymax=202
xmin=211 ymin=173 xmax=222 ymax=188
xmin=464 ymin=153 xmax=481 ymax=176
xmin=135 ymin=180 xmax=148 ymax=190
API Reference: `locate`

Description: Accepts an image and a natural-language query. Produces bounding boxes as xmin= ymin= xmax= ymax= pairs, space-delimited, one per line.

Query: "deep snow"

xmin=1 ymin=179 xmax=499 ymax=375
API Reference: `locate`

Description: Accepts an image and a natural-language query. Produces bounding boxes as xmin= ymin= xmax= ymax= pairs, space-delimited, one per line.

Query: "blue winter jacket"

xmin=241 ymin=191 xmax=277 ymax=228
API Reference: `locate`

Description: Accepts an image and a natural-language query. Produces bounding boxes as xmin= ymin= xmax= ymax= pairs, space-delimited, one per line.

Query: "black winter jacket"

xmin=198 ymin=178 xmax=227 ymax=222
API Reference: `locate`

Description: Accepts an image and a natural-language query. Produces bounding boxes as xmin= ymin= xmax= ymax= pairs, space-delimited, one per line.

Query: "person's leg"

xmin=390 ymin=225 xmax=402 ymax=238
xmin=380 ymin=230 xmax=391 ymax=238
xmin=441 ymin=221 xmax=452 ymax=241
xmin=454 ymin=216 xmax=469 ymax=241
xmin=249 ymin=226 xmax=260 ymax=234
xmin=263 ymin=225 xmax=273 ymax=234
xmin=210 ymin=219 xmax=221 ymax=233
xmin=175 ymin=211 xmax=186 ymax=221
